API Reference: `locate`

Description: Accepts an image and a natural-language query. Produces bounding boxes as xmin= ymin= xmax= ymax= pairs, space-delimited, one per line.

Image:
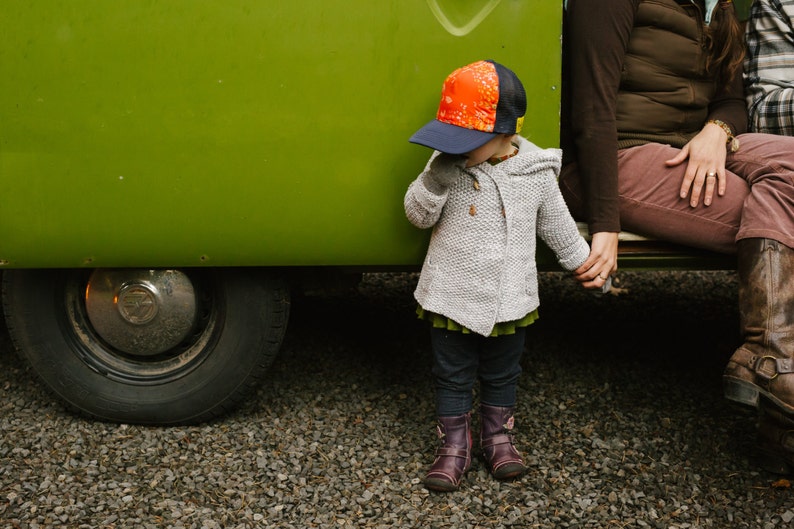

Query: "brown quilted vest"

xmin=617 ymin=0 xmax=717 ymax=149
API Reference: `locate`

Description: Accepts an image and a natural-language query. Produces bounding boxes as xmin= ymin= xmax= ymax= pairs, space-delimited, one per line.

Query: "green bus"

xmin=0 ymin=1 xmax=740 ymax=425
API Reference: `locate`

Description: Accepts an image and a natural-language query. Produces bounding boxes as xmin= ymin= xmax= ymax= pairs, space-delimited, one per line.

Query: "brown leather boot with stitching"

xmin=723 ymin=239 xmax=794 ymax=414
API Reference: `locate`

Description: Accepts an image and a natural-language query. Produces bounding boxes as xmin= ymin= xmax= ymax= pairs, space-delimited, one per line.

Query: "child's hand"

xmin=423 ymin=152 xmax=467 ymax=194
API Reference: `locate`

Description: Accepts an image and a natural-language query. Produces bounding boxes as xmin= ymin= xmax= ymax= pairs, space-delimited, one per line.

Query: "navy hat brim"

xmin=409 ymin=119 xmax=496 ymax=155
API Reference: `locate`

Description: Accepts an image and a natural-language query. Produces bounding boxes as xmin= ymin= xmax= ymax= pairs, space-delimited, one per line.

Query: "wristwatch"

xmin=708 ymin=119 xmax=740 ymax=153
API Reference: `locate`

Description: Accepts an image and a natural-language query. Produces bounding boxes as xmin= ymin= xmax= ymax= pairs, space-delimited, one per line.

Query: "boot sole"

xmin=491 ymin=466 xmax=527 ymax=480
xmin=423 ymin=477 xmax=461 ymax=492
xmin=482 ymin=455 xmax=527 ymax=481
xmin=723 ymin=378 xmax=761 ymax=407
xmin=723 ymin=377 xmax=794 ymax=416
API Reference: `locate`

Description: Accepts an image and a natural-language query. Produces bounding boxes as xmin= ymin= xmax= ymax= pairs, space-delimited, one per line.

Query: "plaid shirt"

xmin=745 ymin=0 xmax=794 ymax=134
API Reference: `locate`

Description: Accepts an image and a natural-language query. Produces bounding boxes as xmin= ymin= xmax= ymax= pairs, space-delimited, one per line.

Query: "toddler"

xmin=404 ymin=60 xmax=590 ymax=491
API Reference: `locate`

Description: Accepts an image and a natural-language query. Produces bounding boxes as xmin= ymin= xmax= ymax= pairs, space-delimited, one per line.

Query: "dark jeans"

xmin=430 ymin=326 xmax=526 ymax=417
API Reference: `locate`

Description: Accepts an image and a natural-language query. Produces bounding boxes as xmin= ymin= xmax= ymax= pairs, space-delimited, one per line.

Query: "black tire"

xmin=1 ymin=267 xmax=289 ymax=425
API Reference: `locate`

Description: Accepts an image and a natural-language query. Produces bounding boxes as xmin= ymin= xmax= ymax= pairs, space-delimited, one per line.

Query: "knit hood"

xmin=476 ymin=136 xmax=561 ymax=179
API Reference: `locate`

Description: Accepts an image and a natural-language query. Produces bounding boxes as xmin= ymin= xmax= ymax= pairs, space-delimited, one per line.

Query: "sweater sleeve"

xmin=536 ymin=166 xmax=591 ymax=272
xmin=404 ymin=152 xmax=449 ymax=229
xmin=708 ymin=47 xmax=748 ymax=136
xmin=562 ymin=0 xmax=638 ymax=234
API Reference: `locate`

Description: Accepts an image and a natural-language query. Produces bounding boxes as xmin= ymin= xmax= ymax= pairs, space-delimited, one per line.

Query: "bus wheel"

xmin=1 ymin=267 xmax=289 ymax=425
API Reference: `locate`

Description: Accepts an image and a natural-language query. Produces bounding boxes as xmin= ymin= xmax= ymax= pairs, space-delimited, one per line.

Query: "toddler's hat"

xmin=409 ymin=60 xmax=526 ymax=154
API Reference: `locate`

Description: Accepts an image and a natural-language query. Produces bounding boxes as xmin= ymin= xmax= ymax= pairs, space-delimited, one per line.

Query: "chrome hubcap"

xmin=85 ymin=269 xmax=198 ymax=356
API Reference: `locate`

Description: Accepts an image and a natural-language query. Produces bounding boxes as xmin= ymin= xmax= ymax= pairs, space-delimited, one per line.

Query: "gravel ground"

xmin=2 ymin=270 xmax=794 ymax=528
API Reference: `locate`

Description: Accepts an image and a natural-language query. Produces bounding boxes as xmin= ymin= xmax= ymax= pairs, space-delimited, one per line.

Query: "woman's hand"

xmin=665 ymin=122 xmax=728 ymax=207
xmin=574 ymin=231 xmax=619 ymax=289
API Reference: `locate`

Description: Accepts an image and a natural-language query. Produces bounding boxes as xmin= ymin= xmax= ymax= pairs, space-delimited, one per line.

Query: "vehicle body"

xmin=0 ymin=1 xmax=739 ymax=425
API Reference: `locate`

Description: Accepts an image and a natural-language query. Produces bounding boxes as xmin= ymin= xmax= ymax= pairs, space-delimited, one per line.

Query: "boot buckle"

xmin=755 ymin=355 xmax=781 ymax=380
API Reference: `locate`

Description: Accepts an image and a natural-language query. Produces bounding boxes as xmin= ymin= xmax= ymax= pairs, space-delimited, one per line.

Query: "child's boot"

xmin=423 ymin=413 xmax=472 ymax=492
xmin=480 ymin=404 xmax=527 ymax=480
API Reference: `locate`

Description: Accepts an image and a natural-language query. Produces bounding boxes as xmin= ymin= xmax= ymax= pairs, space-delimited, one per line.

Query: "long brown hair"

xmin=706 ymin=0 xmax=746 ymax=86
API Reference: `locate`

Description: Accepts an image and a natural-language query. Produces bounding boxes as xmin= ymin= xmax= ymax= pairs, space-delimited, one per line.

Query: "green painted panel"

xmin=734 ymin=0 xmax=753 ymax=21
xmin=0 ymin=0 xmax=562 ymax=268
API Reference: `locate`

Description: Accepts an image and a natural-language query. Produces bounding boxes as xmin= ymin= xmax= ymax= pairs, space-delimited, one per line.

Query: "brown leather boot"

xmin=757 ymin=405 xmax=794 ymax=475
xmin=723 ymin=239 xmax=794 ymax=414
xmin=480 ymin=404 xmax=527 ymax=480
xmin=423 ymin=413 xmax=472 ymax=492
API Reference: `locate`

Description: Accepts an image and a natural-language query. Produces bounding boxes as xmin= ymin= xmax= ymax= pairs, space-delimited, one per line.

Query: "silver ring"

xmin=707 ymin=172 xmax=716 ymax=178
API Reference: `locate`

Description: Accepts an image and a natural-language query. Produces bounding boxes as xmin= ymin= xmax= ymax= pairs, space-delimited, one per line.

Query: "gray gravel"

xmin=2 ymin=270 xmax=794 ymax=528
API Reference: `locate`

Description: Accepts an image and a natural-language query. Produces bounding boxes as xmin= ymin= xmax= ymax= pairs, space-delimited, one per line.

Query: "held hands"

xmin=422 ymin=152 xmax=467 ymax=194
xmin=574 ymin=231 xmax=619 ymax=290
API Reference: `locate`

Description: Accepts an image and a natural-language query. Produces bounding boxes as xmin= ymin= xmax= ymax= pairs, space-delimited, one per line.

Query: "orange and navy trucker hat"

xmin=409 ymin=60 xmax=526 ymax=155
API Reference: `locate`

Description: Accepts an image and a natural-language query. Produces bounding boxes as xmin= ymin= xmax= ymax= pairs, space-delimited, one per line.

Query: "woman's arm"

xmin=563 ymin=0 xmax=636 ymax=286
xmin=563 ymin=0 xmax=637 ymax=234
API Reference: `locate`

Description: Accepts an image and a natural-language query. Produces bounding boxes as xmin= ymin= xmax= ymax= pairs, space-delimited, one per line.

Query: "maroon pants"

xmin=559 ymin=133 xmax=794 ymax=254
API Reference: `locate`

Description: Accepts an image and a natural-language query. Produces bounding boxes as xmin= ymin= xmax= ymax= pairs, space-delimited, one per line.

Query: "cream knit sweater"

xmin=404 ymin=136 xmax=589 ymax=336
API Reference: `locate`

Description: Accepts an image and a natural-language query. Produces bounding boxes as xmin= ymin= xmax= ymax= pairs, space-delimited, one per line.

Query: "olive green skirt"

xmin=416 ymin=306 xmax=539 ymax=337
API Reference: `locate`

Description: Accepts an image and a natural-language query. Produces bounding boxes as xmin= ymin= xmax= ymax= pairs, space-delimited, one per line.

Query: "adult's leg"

xmin=563 ymin=136 xmax=794 ymax=422
xmin=559 ymin=143 xmax=747 ymax=253
xmin=721 ymin=133 xmax=794 ymax=419
xmin=724 ymin=238 xmax=794 ymax=414
xmin=726 ymin=133 xmax=794 ymax=249
xmin=561 ymin=136 xmax=794 ymax=470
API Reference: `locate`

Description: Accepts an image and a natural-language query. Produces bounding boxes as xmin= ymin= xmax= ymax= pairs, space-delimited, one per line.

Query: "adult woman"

xmin=560 ymin=0 xmax=794 ymax=472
